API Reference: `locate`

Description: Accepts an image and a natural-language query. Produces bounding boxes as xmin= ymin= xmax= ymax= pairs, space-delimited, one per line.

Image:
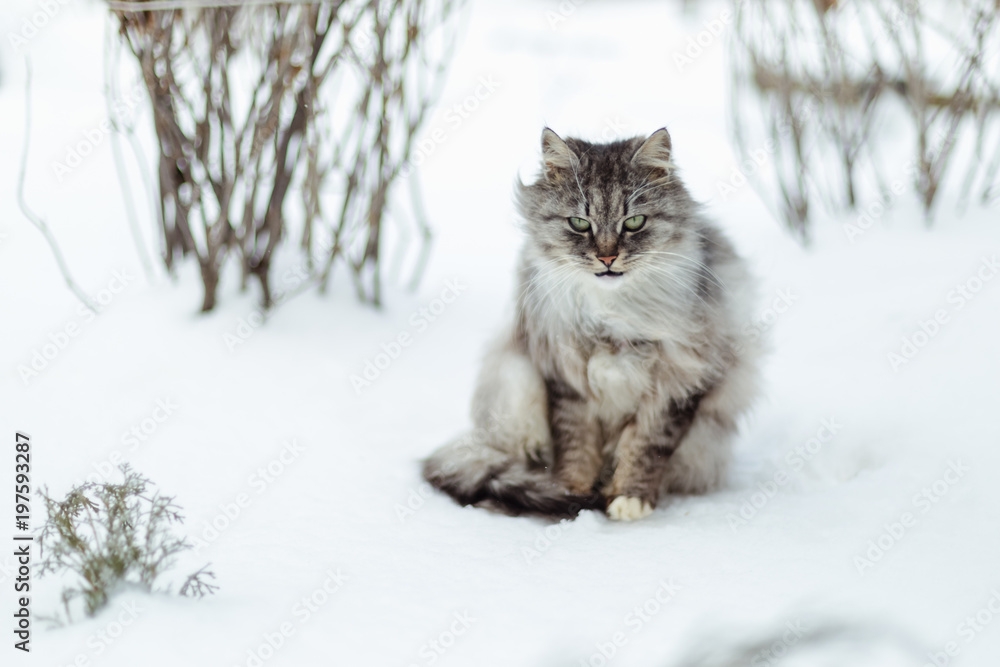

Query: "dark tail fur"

xmin=422 ymin=436 xmax=602 ymax=518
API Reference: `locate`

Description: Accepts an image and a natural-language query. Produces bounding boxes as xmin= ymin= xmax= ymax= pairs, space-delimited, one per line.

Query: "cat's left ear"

xmin=631 ymin=128 xmax=674 ymax=176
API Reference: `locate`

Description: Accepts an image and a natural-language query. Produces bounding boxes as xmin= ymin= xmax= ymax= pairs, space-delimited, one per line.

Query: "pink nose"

xmin=598 ymin=255 xmax=617 ymax=267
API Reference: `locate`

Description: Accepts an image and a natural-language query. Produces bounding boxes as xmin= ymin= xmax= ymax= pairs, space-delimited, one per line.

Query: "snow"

xmin=3 ymin=0 xmax=1000 ymax=666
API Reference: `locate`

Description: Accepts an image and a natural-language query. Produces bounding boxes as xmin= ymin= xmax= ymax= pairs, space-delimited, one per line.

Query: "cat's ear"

xmin=631 ymin=128 xmax=674 ymax=176
xmin=540 ymin=128 xmax=578 ymax=181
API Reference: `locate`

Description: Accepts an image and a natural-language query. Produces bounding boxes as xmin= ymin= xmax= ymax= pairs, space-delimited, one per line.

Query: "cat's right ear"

xmin=540 ymin=128 xmax=578 ymax=182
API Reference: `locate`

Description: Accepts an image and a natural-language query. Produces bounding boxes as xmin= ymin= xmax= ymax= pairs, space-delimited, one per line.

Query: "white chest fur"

xmin=586 ymin=345 xmax=653 ymax=423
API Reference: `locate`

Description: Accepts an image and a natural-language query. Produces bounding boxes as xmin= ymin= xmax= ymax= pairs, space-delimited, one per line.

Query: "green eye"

xmin=568 ymin=217 xmax=591 ymax=232
xmin=623 ymin=215 xmax=646 ymax=231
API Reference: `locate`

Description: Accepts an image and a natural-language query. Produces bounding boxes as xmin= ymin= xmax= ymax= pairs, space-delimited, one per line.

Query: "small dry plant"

xmin=38 ymin=464 xmax=216 ymax=623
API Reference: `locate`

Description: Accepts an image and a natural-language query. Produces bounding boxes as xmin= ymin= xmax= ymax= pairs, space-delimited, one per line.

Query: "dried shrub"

xmin=731 ymin=0 xmax=1000 ymax=242
xmin=110 ymin=0 xmax=460 ymax=310
xmin=38 ymin=464 xmax=216 ymax=623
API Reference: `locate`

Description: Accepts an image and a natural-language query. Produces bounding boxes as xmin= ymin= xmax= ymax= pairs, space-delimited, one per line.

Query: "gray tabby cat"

xmin=423 ymin=127 xmax=760 ymax=521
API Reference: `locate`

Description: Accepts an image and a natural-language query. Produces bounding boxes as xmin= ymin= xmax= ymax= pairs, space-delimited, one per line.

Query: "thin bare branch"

xmin=17 ymin=59 xmax=99 ymax=313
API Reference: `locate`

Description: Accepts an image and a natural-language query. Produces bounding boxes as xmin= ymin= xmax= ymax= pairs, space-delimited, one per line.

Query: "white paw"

xmin=606 ymin=496 xmax=653 ymax=522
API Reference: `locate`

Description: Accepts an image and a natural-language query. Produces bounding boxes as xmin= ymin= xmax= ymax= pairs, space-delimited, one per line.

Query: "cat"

xmin=423 ymin=127 xmax=760 ymax=521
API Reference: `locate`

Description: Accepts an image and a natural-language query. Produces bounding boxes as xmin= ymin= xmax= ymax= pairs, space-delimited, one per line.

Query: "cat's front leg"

xmin=548 ymin=379 xmax=603 ymax=496
xmin=605 ymin=393 xmax=705 ymax=521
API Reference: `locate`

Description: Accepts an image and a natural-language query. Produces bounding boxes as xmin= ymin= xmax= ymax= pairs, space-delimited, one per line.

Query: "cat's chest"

xmin=546 ymin=338 xmax=656 ymax=420
xmin=585 ymin=342 xmax=654 ymax=419
xmin=549 ymin=335 xmax=707 ymax=420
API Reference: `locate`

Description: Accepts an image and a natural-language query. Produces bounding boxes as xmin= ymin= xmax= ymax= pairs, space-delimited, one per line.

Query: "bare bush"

xmin=731 ymin=0 xmax=1000 ymax=242
xmin=38 ymin=464 xmax=216 ymax=623
xmin=109 ymin=0 xmax=460 ymax=310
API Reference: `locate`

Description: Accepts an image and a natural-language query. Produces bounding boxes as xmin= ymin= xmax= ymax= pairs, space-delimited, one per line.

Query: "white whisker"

xmin=635 ymin=251 xmax=728 ymax=292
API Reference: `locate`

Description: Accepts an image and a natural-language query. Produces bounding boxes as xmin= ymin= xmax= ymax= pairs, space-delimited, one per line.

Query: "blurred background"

xmin=2 ymin=1 xmax=999 ymax=666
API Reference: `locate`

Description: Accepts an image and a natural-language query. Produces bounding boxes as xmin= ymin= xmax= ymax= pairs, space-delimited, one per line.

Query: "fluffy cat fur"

xmin=423 ymin=127 xmax=760 ymax=521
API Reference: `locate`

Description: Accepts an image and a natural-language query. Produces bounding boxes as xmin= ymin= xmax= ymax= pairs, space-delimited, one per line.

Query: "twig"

xmin=406 ymin=168 xmax=434 ymax=291
xmin=17 ymin=59 xmax=98 ymax=313
xmin=104 ymin=19 xmax=155 ymax=283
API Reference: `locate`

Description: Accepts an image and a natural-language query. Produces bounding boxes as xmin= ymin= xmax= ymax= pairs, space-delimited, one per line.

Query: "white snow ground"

xmin=2 ymin=1 xmax=1000 ymax=666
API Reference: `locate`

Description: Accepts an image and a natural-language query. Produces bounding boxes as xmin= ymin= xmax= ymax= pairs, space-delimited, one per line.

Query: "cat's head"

xmin=516 ymin=127 xmax=701 ymax=290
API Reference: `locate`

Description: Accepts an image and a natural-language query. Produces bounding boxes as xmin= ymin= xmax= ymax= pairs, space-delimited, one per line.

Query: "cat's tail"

xmin=422 ymin=436 xmax=602 ymax=518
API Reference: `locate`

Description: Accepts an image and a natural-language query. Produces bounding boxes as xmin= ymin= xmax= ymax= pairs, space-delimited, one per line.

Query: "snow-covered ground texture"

xmin=3 ymin=0 xmax=1000 ymax=666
